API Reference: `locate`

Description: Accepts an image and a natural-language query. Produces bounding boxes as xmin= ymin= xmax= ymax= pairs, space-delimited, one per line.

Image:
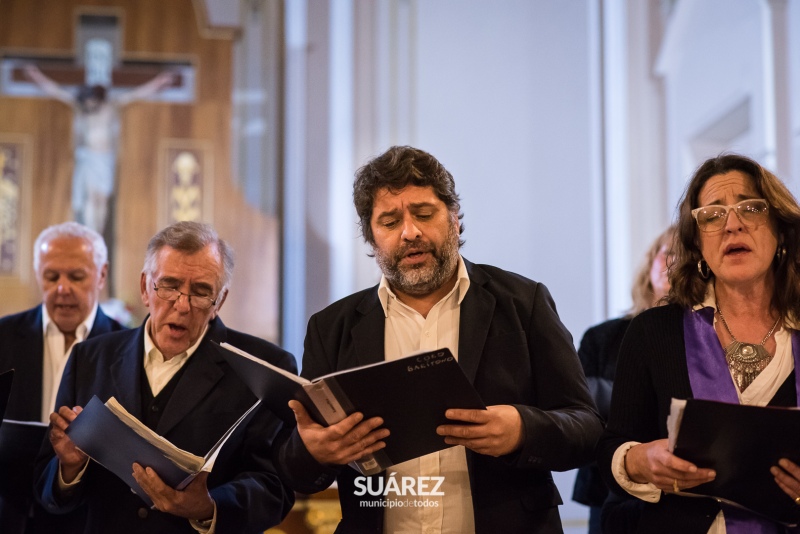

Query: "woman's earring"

xmin=776 ymin=244 xmax=787 ymax=264
xmin=697 ymin=259 xmax=711 ymax=279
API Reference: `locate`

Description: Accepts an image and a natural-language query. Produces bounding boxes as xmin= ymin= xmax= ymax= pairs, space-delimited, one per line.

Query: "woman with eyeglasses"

xmin=597 ymin=153 xmax=800 ymax=533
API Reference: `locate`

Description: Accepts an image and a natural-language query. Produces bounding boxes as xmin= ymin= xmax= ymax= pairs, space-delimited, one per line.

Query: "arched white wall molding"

xmin=656 ymin=0 xmax=779 ymax=202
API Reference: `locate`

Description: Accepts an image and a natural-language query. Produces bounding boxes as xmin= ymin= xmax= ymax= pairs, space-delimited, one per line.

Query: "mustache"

xmin=393 ymin=241 xmax=436 ymax=261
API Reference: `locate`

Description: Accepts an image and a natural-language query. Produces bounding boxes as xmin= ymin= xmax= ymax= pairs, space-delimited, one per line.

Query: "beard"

xmin=374 ymin=223 xmax=460 ymax=297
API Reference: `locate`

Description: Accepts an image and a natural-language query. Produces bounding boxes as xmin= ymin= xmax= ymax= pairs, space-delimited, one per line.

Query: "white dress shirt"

xmin=41 ymin=303 xmax=98 ymax=423
xmin=380 ymin=256 xmax=476 ymax=534
xmin=142 ymin=317 xmax=206 ymax=395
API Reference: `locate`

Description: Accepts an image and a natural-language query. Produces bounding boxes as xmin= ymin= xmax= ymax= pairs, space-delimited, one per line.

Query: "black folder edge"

xmin=66 ymin=395 xmax=194 ymax=506
xmin=671 ymin=398 xmax=800 ymax=526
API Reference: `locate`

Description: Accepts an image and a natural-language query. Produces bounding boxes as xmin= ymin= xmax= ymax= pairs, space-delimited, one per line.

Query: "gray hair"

xmin=142 ymin=221 xmax=234 ymax=291
xmin=33 ymin=222 xmax=108 ymax=273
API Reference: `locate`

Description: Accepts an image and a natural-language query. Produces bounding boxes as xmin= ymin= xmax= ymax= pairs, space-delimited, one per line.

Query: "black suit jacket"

xmin=0 ymin=305 xmax=124 ymax=534
xmin=277 ymin=259 xmax=602 ymax=534
xmin=571 ymin=317 xmax=631 ymax=508
xmin=33 ymin=317 xmax=296 ymax=534
xmin=0 ymin=306 xmax=124 ymax=421
xmin=597 ymin=304 xmax=798 ymax=533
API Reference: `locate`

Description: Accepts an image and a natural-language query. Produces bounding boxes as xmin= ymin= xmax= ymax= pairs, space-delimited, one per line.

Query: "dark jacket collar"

xmin=110 ymin=316 xmax=229 ymax=435
xmin=349 ymin=258 xmax=494 ymax=385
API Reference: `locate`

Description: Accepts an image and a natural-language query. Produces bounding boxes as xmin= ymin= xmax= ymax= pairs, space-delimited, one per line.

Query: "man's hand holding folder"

xmin=289 ymin=401 xmax=389 ymax=466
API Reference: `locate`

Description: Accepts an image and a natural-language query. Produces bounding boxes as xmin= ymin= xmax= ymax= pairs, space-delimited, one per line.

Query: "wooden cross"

xmin=0 ymin=12 xmax=194 ymax=101
xmin=0 ymin=10 xmax=195 ymax=300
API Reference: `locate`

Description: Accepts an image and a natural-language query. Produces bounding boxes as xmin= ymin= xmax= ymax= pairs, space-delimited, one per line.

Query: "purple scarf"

xmin=684 ymin=307 xmax=800 ymax=533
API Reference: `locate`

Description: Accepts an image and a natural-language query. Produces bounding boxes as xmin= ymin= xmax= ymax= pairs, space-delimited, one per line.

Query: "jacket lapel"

xmin=13 ymin=307 xmax=45 ymax=420
xmin=89 ymin=307 xmax=114 ymax=336
xmin=350 ymin=289 xmax=387 ymax=368
xmin=458 ymin=260 xmax=494 ymax=384
xmin=23 ymin=307 xmax=45 ymax=348
xmin=348 ymin=263 xmax=496 ymax=382
xmin=155 ymin=319 xmax=226 ymax=436
xmin=110 ymin=328 xmax=147 ymax=419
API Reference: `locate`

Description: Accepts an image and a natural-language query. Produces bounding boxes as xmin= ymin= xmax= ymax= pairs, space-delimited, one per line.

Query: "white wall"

xmin=410 ymin=0 xmax=604 ymax=348
xmin=657 ymin=0 xmax=792 ymax=203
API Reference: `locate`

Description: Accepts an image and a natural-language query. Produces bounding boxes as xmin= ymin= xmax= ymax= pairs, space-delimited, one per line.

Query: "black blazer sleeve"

xmin=596 ymin=305 xmax=692 ymax=496
xmin=510 ymin=282 xmax=604 ymax=472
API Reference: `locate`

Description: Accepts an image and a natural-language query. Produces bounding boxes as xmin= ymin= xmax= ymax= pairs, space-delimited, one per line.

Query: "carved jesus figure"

xmin=25 ymin=65 xmax=174 ymax=234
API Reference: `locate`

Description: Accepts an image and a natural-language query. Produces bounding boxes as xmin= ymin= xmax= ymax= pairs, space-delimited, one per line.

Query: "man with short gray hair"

xmin=0 ymin=221 xmax=124 ymax=534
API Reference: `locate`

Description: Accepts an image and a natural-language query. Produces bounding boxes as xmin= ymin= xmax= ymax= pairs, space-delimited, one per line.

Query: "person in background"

xmin=571 ymin=224 xmax=675 ymax=534
xmin=276 ymin=145 xmax=602 ymax=533
xmin=34 ymin=221 xmax=295 ymax=534
xmin=598 ymin=153 xmax=800 ymax=533
xmin=0 ymin=221 xmax=124 ymax=534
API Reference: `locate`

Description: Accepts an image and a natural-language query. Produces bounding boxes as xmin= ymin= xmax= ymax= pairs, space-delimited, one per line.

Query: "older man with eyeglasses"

xmin=34 ymin=221 xmax=296 ymax=534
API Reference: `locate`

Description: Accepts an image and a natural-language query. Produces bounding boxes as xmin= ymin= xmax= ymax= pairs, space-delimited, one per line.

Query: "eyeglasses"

xmin=691 ymin=198 xmax=769 ymax=233
xmin=152 ymin=285 xmax=217 ymax=310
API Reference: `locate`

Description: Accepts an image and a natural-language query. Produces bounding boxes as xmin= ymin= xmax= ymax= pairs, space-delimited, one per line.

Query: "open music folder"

xmin=668 ymin=397 xmax=800 ymax=526
xmin=216 ymin=343 xmax=486 ymax=476
xmin=66 ymin=395 xmax=260 ymax=506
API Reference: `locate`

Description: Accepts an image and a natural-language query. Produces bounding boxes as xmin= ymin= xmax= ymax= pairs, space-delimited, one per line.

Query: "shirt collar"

xmin=692 ymin=282 xmax=718 ymax=312
xmin=143 ymin=316 xmax=208 ymax=365
xmin=378 ymin=254 xmax=471 ymax=316
xmin=41 ymin=302 xmax=98 ymax=341
xmin=692 ymin=281 xmax=799 ymax=329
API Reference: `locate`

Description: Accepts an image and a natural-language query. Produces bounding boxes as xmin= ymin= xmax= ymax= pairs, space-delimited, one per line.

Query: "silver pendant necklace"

xmin=716 ymin=306 xmax=780 ymax=392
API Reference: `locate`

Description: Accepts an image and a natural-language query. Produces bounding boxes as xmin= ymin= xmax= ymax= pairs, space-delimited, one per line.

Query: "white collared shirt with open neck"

xmin=41 ymin=303 xmax=98 ymax=423
xmin=378 ymin=255 xmax=475 ymax=534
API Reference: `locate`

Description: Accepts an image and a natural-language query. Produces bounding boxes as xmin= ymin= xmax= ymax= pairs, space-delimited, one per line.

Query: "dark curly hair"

xmin=353 ymin=146 xmax=464 ymax=247
xmin=669 ymin=153 xmax=800 ymax=320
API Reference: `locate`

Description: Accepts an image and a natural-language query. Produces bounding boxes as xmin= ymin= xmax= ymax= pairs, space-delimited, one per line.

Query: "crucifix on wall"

xmin=0 ymin=11 xmax=194 ymax=294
